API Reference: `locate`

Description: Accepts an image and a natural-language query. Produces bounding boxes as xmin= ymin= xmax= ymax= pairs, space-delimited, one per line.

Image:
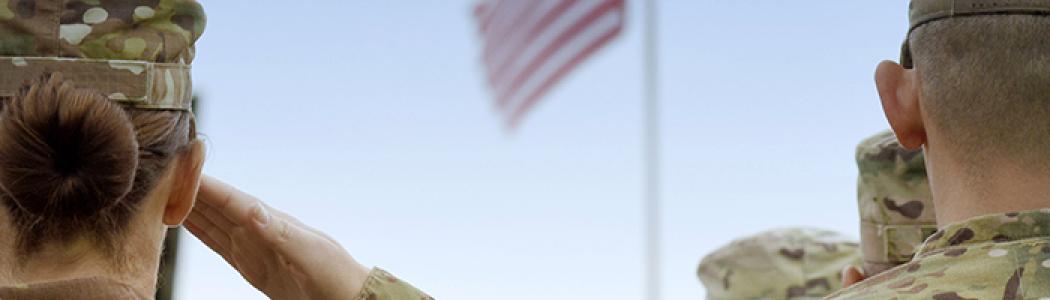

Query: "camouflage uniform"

xmin=826 ymin=210 xmax=1050 ymax=299
xmin=698 ymin=228 xmax=862 ymax=300
xmin=855 ymin=130 xmax=936 ymax=276
xmin=824 ymin=2 xmax=1050 ymax=299
xmin=359 ymin=269 xmax=435 ymax=300
xmin=0 ymin=1 xmax=429 ymax=299
xmin=698 ymin=130 xmax=935 ymax=300
xmin=0 ymin=0 xmax=203 ymax=110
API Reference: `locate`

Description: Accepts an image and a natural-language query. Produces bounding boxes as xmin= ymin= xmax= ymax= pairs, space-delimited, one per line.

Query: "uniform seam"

xmin=50 ymin=0 xmax=62 ymax=56
xmin=355 ymin=268 xmax=381 ymax=300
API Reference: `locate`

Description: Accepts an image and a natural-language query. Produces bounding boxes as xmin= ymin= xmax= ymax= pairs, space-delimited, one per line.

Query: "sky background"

xmin=178 ymin=1 xmax=910 ymax=299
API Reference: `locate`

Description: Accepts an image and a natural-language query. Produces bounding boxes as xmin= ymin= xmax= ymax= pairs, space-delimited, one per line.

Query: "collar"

xmin=916 ymin=209 xmax=1050 ymax=256
xmin=0 ymin=277 xmax=147 ymax=300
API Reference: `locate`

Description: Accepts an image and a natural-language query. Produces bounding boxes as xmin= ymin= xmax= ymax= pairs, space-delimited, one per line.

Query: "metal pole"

xmin=643 ymin=0 xmax=661 ymax=300
xmin=155 ymin=228 xmax=180 ymax=300
xmin=155 ymin=95 xmax=200 ymax=300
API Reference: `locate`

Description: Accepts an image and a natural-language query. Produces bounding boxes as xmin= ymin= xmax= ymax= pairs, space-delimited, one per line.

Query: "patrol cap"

xmin=697 ymin=228 xmax=861 ymax=300
xmin=901 ymin=0 xmax=1050 ymax=68
xmin=856 ymin=130 xmax=935 ymax=275
xmin=0 ymin=0 xmax=206 ymax=110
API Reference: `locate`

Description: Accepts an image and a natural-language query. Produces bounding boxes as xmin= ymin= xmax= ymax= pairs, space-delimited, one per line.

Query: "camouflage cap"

xmin=856 ymin=130 xmax=935 ymax=275
xmin=0 ymin=0 xmax=206 ymax=110
xmin=697 ymin=228 xmax=861 ymax=300
xmin=900 ymin=0 xmax=1050 ymax=68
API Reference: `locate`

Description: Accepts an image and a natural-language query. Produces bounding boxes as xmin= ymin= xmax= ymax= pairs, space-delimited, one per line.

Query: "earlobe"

xmin=163 ymin=141 xmax=206 ymax=227
xmin=875 ymin=60 xmax=927 ymax=149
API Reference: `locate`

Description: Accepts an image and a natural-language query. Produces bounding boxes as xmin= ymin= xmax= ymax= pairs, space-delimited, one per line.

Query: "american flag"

xmin=474 ymin=0 xmax=626 ymax=128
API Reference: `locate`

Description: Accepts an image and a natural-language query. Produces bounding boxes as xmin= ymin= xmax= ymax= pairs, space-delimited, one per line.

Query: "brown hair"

xmin=0 ymin=73 xmax=195 ymax=255
xmin=911 ymin=15 xmax=1050 ymax=173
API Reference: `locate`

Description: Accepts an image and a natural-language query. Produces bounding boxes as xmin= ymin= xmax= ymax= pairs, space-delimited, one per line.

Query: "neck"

xmin=928 ymin=146 xmax=1050 ymax=225
xmin=0 ymin=206 xmax=167 ymax=297
xmin=0 ymin=237 xmax=161 ymax=297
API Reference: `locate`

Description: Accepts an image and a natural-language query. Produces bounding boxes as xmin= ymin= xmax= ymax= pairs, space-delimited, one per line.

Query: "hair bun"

xmin=0 ymin=73 xmax=139 ymax=218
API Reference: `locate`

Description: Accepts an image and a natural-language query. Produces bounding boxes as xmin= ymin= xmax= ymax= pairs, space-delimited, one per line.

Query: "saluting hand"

xmin=184 ymin=176 xmax=372 ymax=300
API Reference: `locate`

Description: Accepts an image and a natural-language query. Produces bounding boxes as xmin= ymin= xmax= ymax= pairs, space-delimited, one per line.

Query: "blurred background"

xmin=176 ymin=1 xmax=910 ymax=299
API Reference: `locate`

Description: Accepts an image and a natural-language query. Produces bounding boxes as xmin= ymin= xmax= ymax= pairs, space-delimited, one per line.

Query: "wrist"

xmin=346 ymin=260 xmax=372 ymax=298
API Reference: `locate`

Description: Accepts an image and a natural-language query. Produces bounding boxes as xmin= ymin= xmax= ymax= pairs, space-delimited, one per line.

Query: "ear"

xmin=875 ymin=60 xmax=927 ymax=149
xmin=163 ymin=140 xmax=206 ymax=226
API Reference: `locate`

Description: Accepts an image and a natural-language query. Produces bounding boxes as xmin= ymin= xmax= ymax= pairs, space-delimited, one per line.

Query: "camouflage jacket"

xmin=825 ymin=210 xmax=1050 ymax=300
xmin=358 ymin=268 xmax=434 ymax=300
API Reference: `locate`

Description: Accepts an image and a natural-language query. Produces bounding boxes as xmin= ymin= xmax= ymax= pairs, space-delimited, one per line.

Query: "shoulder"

xmin=825 ymin=241 xmax=1047 ymax=300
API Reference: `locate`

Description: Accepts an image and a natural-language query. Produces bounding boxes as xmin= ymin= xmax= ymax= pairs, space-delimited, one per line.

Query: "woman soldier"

xmin=0 ymin=0 xmax=428 ymax=298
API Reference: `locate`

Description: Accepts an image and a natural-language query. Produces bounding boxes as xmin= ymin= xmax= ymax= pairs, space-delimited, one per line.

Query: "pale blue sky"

xmin=178 ymin=1 xmax=910 ymax=299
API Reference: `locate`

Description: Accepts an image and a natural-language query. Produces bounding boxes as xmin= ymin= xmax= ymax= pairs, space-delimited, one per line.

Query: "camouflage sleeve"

xmin=355 ymin=268 xmax=434 ymax=300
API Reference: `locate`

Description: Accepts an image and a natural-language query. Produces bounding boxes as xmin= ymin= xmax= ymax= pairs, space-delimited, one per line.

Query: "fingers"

xmin=186 ymin=193 xmax=238 ymax=255
xmin=197 ymin=175 xmax=266 ymax=225
xmin=196 ymin=175 xmax=345 ymax=277
xmin=261 ymin=203 xmax=341 ymax=246
xmin=248 ymin=205 xmax=335 ymax=270
xmin=185 ymin=214 xmax=233 ymax=264
xmin=194 ymin=199 xmax=238 ymax=231
xmin=225 ymin=226 xmax=277 ymax=279
xmin=841 ymin=265 xmax=866 ymax=288
xmin=190 ymin=175 xmax=369 ymax=300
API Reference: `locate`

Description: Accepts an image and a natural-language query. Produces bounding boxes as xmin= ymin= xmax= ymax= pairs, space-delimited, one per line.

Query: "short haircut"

xmin=910 ymin=15 xmax=1050 ymax=173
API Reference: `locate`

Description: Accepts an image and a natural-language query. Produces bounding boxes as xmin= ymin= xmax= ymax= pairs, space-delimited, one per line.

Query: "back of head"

xmin=909 ymin=11 xmax=1050 ymax=174
xmin=0 ymin=0 xmax=205 ymax=256
xmin=0 ymin=73 xmax=137 ymax=253
xmin=697 ymin=228 xmax=861 ymax=300
xmin=855 ymin=130 xmax=935 ymax=275
xmin=0 ymin=74 xmax=196 ymax=255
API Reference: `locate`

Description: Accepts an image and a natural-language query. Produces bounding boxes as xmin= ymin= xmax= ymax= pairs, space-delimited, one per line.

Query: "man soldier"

xmin=699 ymin=228 xmax=860 ymax=300
xmin=852 ymin=130 xmax=936 ymax=279
xmin=698 ymin=130 xmax=934 ymax=299
xmin=827 ymin=1 xmax=1050 ymax=298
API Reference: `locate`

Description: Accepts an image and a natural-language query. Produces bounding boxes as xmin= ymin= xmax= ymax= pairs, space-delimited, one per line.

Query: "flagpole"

xmin=643 ymin=0 xmax=661 ymax=300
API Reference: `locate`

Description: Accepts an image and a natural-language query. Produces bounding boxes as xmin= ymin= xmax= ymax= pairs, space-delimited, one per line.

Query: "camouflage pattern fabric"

xmin=696 ymin=130 xmax=934 ymax=300
xmin=0 ymin=0 xmax=205 ymax=63
xmin=698 ymin=228 xmax=862 ymax=300
xmin=356 ymin=268 xmax=435 ymax=300
xmin=0 ymin=0 xmax=205 ymax=110
xmin=856 ymin=130 xmax=936 ymax=275
xmin=825 ymin=210 xmax=1050 ymax=299
xmin=0 ymin=2 xmax=432 ymax=298
xmin=826 ymin=1 xmax=1050 ymax=297
xmin=0 ymin=57 xmax=193 ymax=109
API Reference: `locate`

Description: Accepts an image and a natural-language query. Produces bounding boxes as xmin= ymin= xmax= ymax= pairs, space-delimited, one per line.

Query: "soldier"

xmin=826 ymin=1 xmax=1050 ymax=299
xmin=851 ymin=130 xmax=936 ymax=281
xmin=0 ymin=1 xmax=430 ymax=299
xmin=698 ymin=228 xmax=861 ymax=299
xmin=0 ymin=1 xmax=206 ymax=298
xmin=698 ymin=130 xmax=934 ymax=299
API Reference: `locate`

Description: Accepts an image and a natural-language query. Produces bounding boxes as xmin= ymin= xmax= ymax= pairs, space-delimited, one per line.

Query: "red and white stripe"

xmin=474 ymin=0 xmax=625 ymax=128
